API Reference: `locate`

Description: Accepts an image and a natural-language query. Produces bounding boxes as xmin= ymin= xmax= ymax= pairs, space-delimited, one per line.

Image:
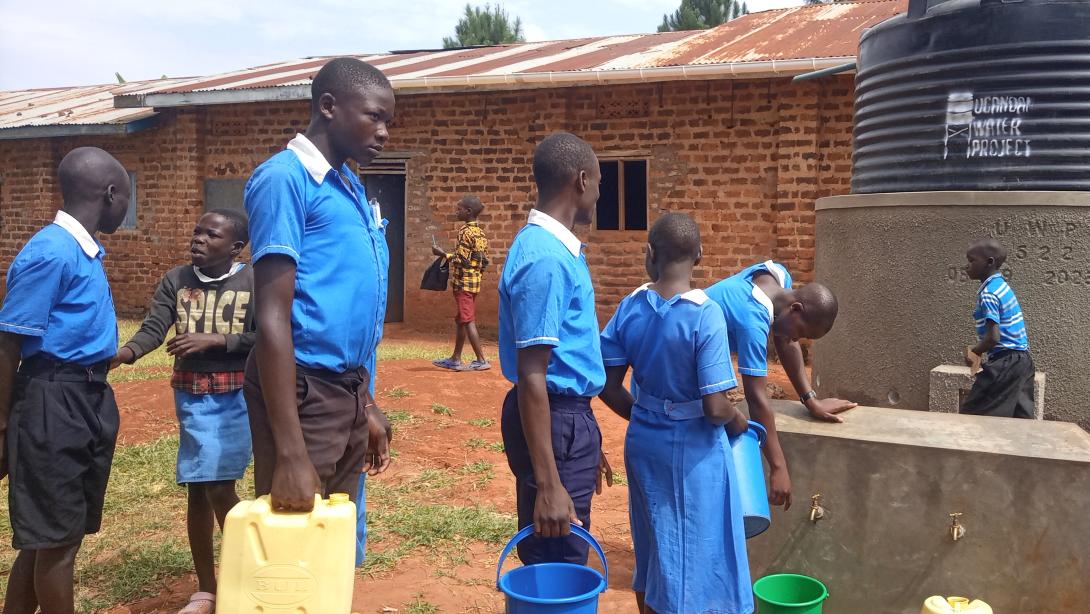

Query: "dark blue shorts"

xmin=500 ymin=387 xmax=601 ymax=565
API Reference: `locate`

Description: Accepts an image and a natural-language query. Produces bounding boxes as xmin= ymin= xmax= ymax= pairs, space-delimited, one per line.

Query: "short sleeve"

xmin=0 ymin=241 xmax=67 ymax=337
xmin=599 ymin=300 xmax=629 ymax=367
xmin=978 ymin=292 xmax=1002 ymax=323
xmin=244 ymin=161 xmax=307 ymax=263
xmin=734 ymin=318 xmax=771 ymax=377
xmin=507 ymin=253 xmax=570 ymax=349
xmin=696 ymin=303 xmax=737 ymax=393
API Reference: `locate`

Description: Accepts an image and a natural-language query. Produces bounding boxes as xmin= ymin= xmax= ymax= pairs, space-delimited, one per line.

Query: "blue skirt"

xmin=625 ymin=404 xmax=754 ymax=614
xmin=173 ymin=389 xmax=252 ymax=483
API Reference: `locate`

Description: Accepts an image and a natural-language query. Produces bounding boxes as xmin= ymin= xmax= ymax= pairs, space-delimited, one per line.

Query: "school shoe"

xmin=460 ymin=360 xmax=491 ymax=371
xmin=178 ymin=592 xmax=215 ymax=614
xmin=433 ymin=358 xmax=463 ymax=370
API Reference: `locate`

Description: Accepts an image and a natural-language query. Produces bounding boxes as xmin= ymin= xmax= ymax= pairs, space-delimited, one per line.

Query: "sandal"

xmin=178 ymin=592 xmax=215 ymax=614
xmin=432 ymin=357 xmax=462 ymax=370
xmin=461 ymin=360 xmax=491 ymax=371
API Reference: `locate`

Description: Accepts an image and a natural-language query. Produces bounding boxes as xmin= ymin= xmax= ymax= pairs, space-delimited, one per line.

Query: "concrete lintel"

xmin=816 ymin=191 xmax=1090 ymax=211
xmin=745 ymin=400 xmax=1090 ymax=463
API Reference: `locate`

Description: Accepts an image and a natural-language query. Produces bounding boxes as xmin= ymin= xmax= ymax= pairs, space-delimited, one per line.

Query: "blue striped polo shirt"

xmin=975 ymin=272 xmax=1029 ymax=356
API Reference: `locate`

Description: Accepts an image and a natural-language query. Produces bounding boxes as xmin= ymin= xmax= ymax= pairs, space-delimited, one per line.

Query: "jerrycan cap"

xmin=948 ymin=597 xmax=970 ymax=611
xmin=329 ymin=493 xmax=351 ymax=504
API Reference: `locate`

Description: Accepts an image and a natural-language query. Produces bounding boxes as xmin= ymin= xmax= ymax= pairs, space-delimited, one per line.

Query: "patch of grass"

xmin=489 ymin=441 xmax=506 ymax=453
xmin=612 ymin=471 xmax=628 ymax=486
xmin=386 ymin=410 xmax=417 ymax=425
xmin=459 ymin=461 xmax=495 ymax=488
xmin=431 ymin=403 xmax=454 ymax=416
xmin=107 ymin=319 xmax=175 ymax=383
xmin=465 ymin=437 xmax=488 ymax=449
xmin=412 ymin=468 xmax=455 ymax=491
xmin=0 ymin=435 xmax=254 ymax=609
xmin=468 ymin=418 xmax=494 ymax=428
xmin=378 ymin=342 xmax=446 ymax=362
xmin=386 ymin=386 xmax=413 ymax=399
xmin=406 ymin=594 xmax=439 ymax=614
xmin=362 ymin=477 xmax=516 ymax=576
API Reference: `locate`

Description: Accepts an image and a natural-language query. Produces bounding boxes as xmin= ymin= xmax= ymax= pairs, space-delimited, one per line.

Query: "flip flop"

xmin=178 ymin=592 xmax=215 ymax=614
xmin=432 ymin=358 xmax=462 ymax=370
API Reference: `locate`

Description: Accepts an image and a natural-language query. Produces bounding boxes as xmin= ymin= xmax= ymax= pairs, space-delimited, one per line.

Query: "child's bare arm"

xmin=971 ymin=320 xmax=1001 ymax=357
xmin=0 ymin=332 xmax=20 ymax=480
xmin=702 ymin=390 xmax=747 ymax=434
xmin=115 ymin=276 xmax=178 ymax=366
xmin=743 ymin=374 xmax=792 ymax=510
xmin=597 ymin=365 xmax=633 ymax=421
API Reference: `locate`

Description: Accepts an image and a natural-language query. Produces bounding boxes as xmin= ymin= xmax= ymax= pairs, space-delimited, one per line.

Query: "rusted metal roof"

xmin=0 ymin=1 xmax=904 ymax=135
xmin=0 ymin=78 xmax=193 ymax=138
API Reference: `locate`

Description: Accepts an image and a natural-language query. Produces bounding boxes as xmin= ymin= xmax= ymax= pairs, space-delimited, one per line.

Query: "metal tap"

xmin=949 ymin=512 xmax=965 ymax=541
xmin=809 ymin=494 xmax=825 ymax=523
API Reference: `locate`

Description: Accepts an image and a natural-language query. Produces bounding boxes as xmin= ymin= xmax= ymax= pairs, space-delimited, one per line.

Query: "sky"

xmin=0 ymin=0 xmax=806 ymax=90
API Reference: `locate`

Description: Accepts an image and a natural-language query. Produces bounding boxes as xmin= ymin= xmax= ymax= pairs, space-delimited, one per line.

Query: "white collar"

xmin=631 ymin=283 xmax=709 ymax=306
xmin=287 ymin=133 xmax=334 ymax=184
xmin=194 ymin=262 xmax=245 ymax=283
xmin=752 ymin=285 xmax=774 ymax=321
xmin=527 ymin=209 xmax=582 ymax=257
xmin=761 ymin=260 xmax=788 ymax=287
xmin=52 ymin=210 xmax=100 ymax=258
xmin=978 ymin=272 xmax=1003 ymax=292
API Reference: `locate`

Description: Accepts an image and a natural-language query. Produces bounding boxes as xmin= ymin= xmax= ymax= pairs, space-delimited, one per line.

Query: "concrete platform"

xmin=745 ymin=400 xmax=1090 ymax=613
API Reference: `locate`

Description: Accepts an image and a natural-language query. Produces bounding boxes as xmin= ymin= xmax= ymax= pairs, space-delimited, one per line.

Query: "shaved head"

xmin=57 ymin=147 xmax=130 ymax=233
xmin=796 ymin=283 xmax=839 ymax=336
xmin=58 ymin=147 xmax=128 ymax=206
xmin=969 ymin=238 xmax=1008 ymax=267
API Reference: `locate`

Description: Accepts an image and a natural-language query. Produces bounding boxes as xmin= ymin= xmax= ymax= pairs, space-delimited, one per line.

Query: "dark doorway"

xmin=362 ymin=165 xmax=406 ymax=323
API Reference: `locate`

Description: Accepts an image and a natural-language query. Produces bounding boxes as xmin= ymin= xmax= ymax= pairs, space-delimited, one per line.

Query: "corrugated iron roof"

xmin=0 ymin=1 xmax=904 ymax=136
xmin=153 ymin=1 xmax=902 ymax=95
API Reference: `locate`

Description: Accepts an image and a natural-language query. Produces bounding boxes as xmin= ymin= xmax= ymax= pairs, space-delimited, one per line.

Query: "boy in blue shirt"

xmin=0 ymin=147 xmax=131 ymax=614
xmin=499 ymin=132 xmax=611 ymax=564
xmin=962 ymin=239 xmax=1035 ymax=418
xmin=599 ymin=213 xmax=751 ymax=614
xmin=705 ymin=264 xmax=849 ymax=511
xmin=243 ymin=57 xmax=393 ymax=514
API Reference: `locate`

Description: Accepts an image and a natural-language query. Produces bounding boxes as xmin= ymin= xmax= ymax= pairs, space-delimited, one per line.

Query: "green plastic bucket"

xmin=753 ymin=574 xmax=829 ymax=614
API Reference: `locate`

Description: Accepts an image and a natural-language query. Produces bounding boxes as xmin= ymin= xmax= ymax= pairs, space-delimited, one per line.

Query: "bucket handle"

xmin=495 ymin=523 xmax=609 ymax=590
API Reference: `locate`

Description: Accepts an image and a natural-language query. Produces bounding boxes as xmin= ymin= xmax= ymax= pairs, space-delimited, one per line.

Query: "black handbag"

xmin=420 ymin=256 xmax=449 ymax=291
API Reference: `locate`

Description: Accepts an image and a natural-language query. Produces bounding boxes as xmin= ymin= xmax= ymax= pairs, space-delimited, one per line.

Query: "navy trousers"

xmin=500 ymin=387 xmax=601 ymax=565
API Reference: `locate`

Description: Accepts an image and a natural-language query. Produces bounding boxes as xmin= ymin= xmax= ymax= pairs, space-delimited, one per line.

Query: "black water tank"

xmin=851 ymin=0 xmax=1090 ymax=194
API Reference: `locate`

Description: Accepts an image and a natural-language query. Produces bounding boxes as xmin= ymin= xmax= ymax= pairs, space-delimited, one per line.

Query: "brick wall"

xmin=0 ymin=75 xmax=855 ymax=329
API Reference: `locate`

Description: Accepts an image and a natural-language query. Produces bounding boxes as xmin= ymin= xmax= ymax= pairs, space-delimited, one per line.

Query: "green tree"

xmin=658 ymin=0 xmax=748 ymax=32
xmin=442 ymin=3 xmax=525 ymax=48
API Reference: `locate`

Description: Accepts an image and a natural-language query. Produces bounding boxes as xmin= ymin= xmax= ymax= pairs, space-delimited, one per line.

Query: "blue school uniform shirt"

xmin=0 ymin=211 xmax=117 ymax=366
xmin=704 ymin=260 xmax=792 ymax=377
xmin=975 ymin=272 xmax=1029 ymax=356
xmin=244 ymin=134 xmax=389 ymax=373
xmin=601 ymin=285 xmax=736 ymax=403
xmin=498 ymin=209 xmax=605 ymax=398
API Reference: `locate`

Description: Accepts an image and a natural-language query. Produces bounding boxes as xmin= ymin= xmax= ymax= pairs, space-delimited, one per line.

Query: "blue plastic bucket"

xmin=496 ymin=524 xmax=608 ymax=614
xmin=730 ymin=421 xmax=770 ymax=538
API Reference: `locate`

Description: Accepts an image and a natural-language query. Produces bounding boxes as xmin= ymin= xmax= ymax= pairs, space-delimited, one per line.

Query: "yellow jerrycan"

xmin=216 ymin=493 xmax=356 ymax=613
xmin=922 ymin=596 xmax=993 ymax=614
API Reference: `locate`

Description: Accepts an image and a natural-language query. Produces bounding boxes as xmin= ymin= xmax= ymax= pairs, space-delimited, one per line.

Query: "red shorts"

xmin=453 ymin=289 xmax=477 ymax=324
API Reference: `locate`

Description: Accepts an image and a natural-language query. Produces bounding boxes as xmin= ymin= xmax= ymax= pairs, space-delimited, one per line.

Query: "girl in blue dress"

xmin=599 ymin=212 xmax=753 ymax=614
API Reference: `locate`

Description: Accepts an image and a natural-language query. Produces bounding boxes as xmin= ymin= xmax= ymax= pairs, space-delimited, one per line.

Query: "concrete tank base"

xmin=812 ymin=191 xmax=1090 ymax=430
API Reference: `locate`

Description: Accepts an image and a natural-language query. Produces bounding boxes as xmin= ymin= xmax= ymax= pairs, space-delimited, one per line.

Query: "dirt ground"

xmin=104 ymin=328 xmax=794 ymax=613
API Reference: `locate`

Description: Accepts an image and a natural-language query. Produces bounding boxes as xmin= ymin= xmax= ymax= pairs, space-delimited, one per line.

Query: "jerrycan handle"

xmin=495 ymin=523 xmax=608 ymax=590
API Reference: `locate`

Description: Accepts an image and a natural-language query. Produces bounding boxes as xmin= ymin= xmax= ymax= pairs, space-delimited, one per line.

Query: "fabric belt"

xmin=635 ymin=389 xmax=704 ymax=420
xmin=19 ymin=354 xmax=109 ymax=383
xmin=296 ymin=364 xmax=370 ymax=382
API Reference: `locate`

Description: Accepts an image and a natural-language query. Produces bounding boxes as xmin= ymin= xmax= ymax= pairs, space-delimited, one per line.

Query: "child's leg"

xmin=451 ymin=321 xmax=467 ymax=362
xmin=187 ymin=484 xmax=218 ymax=594
xmin=465 ymin=321 xmax=487 ymax=363
xmin=3 ymin=550 xmax=39 ymax=614
xmin=205 ymin=480 xmax=241 ymax=529
xmin=32 ymin=542 xmax=82 ymax=614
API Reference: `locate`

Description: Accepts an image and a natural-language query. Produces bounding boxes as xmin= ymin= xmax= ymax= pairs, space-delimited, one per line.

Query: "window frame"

xmin=595 ymin=157 xmax=649 ymax=232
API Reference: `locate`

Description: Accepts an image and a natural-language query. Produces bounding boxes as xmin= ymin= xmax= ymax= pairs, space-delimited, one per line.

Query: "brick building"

xmin=0 ymin=2 xmax=902 ymax=329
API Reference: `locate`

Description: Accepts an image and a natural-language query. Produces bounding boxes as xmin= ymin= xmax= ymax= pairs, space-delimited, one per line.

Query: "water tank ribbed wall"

xmin=851 ymin=0 xmax=1090 ymax=194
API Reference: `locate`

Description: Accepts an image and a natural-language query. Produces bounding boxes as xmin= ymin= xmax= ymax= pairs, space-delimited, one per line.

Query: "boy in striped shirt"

xmin=962 ymin=239 xmax=1035 ymax=418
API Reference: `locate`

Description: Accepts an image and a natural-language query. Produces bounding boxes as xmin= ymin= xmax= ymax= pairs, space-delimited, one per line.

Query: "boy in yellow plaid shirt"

xmin=432 ymin=195 xmax=490 ymax=371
